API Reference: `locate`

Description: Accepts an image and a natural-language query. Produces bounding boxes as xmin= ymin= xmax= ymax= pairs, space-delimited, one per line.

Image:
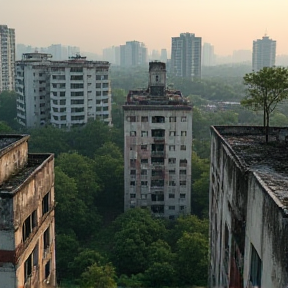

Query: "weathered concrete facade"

xmin=16 ymin=52 xmax=112 ymax=128
xmin=0 ymin=135 xmax=56 ymax=288
xmin=123 ymin=62 xmax=192 ymax=218
xmin=209 ymin=126 xmax=288 ymax=288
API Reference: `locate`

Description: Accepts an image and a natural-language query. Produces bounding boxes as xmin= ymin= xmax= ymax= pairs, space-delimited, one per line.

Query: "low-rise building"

xmin=0 ymin=134 xmax=56 ymax=288
xmin=210 ymin=126 xmax=288 ymax=288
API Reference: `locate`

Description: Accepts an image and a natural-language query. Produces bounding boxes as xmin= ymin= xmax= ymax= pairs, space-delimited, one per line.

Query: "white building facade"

xmin=16 ymin=53 xmax=112 ymax=128
xmin=123 ymin=62 xmax=192 ymax=219
xmin=0 ymin=25 xmax=15 ymax=92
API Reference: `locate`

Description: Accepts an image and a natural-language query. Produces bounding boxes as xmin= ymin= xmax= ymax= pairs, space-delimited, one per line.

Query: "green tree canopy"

xmin=241 ymin=66 xmax=288 ymax=142
xmin=175 ymin=232 xmax=208 ymax=286
xmin=80 ymin=263 xmax=117 ymax=288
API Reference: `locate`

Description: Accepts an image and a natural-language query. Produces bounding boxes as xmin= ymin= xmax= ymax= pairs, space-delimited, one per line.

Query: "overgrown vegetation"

xmin=2 ymin=64 xmax=288 ymax=287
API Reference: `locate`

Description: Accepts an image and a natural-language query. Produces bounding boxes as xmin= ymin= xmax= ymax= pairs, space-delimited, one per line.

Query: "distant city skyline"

xmin=1 ymin=0 xmax=288 ymax=56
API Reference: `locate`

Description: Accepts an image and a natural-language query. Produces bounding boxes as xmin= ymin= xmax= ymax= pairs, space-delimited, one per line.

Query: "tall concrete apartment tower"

xmin=16 ymin=53 xmax=112 ymax=128
xmin=0 ymin=25 xmax=15 ymax=92
xmin=123 ymin=62 xmax=192 ymax=219
xmin=120 ymin=41 xmax=147 ymax=67
xmin=0 ymin=134 xmax=56 ymax=287
xmin=171 ymin=32 xmax=201 ymax=79
xmin=252 ymin=35 xmax=276 ymax=71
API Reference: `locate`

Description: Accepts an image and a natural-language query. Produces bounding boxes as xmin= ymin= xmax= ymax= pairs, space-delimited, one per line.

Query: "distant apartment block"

xmin=160 ymin=49 xmax=168 ymax=63
xmin=16 ymin=44 xmax=80 ymax=61
xmin=171 ymin=32 xmax=201 ymax=79
xmin=202 ymin=43 xmax=215 ymax=67
xmin=123 ymin=62 xmax=192 ymax=219
xmin=0 ymin=25 xmax=15 ymax=92
xmin=120 ymin=41 xmax=147 ymax=67
xmin=103 ymin=46 xmax=120 ymax=66
xmin=252 ymin=35 xmax=276 ymax=71
xmin=0 ymin=134 xmax=56 ymax=287
xmin=16 ymin=53 xmax=112 ymax=128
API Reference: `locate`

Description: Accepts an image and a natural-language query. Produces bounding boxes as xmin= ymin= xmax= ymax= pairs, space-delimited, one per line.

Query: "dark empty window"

xmin=24 ymin=254 xmax=32 ymax=283
xmin=22 ymin=210 xmax=37 ymax=242
xmin=141 ymin=181 xmax=148 ymax=186
xmin=152 ymin=170 xmax=163 ymax=176
xmin=151 ymin=205 xmax=164 ymax=214
xmin=44 ymin=227 xmax=50 ymax=250
xmin=141 ymin=159 xmax=148 ymax=164
xmin=42 ymin=192 xmax=50 ymax=215
xmin=250 ymin=245 xmax=262 ymax=287
xmin=169 ymin=158 xmax=176 ymax=164
xmin=152 ymin=129 xmax=165 ymax=138
xmin=180 ymin=159 xmax=187 ymax=167
xmin=45 ymin=260 xmax=51 ymax=279
xmin=141 ymin=116 xmax=148 ymax=122
xmin=169 ymin=181 xmax=176 ymax=186
xmin=130 ymin=159 xmax=136 ymax=167
xmin=141 ymin=145 xmax=147 ymax=150
xmin=180 ymin=181 xmax=186 ymax=186
xmin=151 ymin=192 xmax=164 ymax=201
xmin=151 ymin=180 xmax=164 ymax=187
xmin=152 ymin=116 xmax=165 ymax=123
xmin=141 ymin=169 xmax=147 ymax=175
xmin=127 ymin=116 xmax=137 ymax=122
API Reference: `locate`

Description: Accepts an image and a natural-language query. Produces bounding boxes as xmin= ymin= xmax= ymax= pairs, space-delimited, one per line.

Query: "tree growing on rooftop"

xmin=241 ymin=67 xmax=288 ymax=142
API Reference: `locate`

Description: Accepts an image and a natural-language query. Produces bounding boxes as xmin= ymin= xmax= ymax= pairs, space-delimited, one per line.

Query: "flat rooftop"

xmin=213 ymin=126 xmax=288 ymax=211
xmin=0 ymin=134 xmax=30 ymax=156
xmin=0 ymin=154 xmax=52 ymax=196
xmin=0 ymin=135 xmax=25 ymax=151
xmin=124 ymin=88 xmax=191 ymax=107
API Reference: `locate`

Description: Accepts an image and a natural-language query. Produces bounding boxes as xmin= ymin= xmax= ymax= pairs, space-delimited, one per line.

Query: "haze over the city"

xmin=1 ymin=0 xmax=288 ymax=56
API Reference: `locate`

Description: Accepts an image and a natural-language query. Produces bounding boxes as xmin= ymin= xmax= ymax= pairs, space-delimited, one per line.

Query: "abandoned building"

xmin=0 ymin=135 xmax=56 ymax=288
xmin=209 ymin=126 xmax=288 ymax=288
xmin=123 ymin=61 xmax=192 ymax=218
xmin=16 ymin=52 xmax=112 ymax=128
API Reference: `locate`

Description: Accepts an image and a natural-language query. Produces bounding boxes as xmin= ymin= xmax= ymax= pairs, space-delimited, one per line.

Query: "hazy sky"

xmin=1 ymin=0 xmax=288 ymax=56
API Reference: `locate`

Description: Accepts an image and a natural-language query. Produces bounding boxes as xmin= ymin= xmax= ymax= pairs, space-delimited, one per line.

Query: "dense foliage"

xmin=2 ymin=64 xmax=288 ymax=287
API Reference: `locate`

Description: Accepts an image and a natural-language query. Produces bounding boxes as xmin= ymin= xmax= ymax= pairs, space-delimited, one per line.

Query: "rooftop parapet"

xmin=211 ymin=126 xmax=288 ymax=213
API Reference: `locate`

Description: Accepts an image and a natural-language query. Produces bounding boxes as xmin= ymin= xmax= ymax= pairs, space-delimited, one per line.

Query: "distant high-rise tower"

xmin=252 ymin=35 xmax=276 ymax=71
xmin=202 ymin=43 xmax=215 ymax=67
xmin=0 ymin=25 xmax=15 ymax=92
xmin=120 ymin=41 xmax=147 ymax=67
xmin=171 ymin=32 xmax=202 ymax=79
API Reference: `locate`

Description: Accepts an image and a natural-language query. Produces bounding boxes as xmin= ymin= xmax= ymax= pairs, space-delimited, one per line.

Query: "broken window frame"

xmin=22 ymin=210 xmax=37 ymax=242
xmin=42 ymin=192 xmax=50 ymax=216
